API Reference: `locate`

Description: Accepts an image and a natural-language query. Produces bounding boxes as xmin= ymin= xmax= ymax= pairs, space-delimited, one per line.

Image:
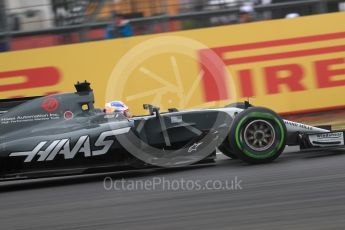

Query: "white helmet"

xmin=105 ymin=101 xmax=131 ymax=117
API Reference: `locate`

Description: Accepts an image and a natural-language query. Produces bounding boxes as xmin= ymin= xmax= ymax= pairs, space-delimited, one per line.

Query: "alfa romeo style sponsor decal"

xmin=64 ymin=111 xmax=74 ymax=120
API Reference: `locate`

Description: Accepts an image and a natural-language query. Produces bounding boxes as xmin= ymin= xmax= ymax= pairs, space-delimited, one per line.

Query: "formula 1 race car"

xmin=0 ymin=81 xmax=343 ymax=181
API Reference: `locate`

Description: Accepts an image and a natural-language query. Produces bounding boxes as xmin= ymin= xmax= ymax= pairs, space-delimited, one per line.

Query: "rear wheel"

xmin=228 ymin=107 xmax=287 ymax=164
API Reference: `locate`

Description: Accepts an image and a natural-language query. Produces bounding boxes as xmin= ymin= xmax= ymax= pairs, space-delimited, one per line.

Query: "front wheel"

xmin=228 ymin=107 xmax=287 ymax=164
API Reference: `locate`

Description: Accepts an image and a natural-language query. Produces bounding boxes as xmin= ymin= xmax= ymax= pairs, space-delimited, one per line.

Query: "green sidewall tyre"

xmin=229 ymin=107 xmax=287 ymax=164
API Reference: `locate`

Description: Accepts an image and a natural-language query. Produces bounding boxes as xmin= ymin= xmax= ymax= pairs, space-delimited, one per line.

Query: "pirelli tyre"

xmin=218 ymin=140 xmax=238 ymax=159
xmin=228 ymin=107 xmax=287 ymax=164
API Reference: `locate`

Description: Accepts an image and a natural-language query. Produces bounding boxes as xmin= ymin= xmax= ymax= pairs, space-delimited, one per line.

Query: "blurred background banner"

xmin=1 ymin=0 xmax=345 ymax=50
xmin=1 ymin=13 xmax=345 ymax=114
xmin=1 ymin=0 xmax=345 ymax=127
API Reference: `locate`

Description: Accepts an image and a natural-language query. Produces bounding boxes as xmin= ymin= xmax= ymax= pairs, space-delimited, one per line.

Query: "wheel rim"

xmin=243 ymin=120 xmax=275 ymax=152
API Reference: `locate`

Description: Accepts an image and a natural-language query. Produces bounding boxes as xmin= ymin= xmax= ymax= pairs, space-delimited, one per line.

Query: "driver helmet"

xmin=105 ymin=101 xmax=131 ymax=117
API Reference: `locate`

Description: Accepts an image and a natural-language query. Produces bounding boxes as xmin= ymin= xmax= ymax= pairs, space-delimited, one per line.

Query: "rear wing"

xmin=0 ymin=96 xmax=42 ymax=115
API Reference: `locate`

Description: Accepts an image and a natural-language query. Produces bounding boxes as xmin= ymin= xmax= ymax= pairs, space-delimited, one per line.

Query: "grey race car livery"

xmin=0 ymin=81 xmax=344 ymax=181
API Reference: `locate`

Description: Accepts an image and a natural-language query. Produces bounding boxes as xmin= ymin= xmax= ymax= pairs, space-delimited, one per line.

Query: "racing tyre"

xmin=228 ymin=107 xmax=287 ymax=164
xmin=218 ymin=140 xmax=238 ymax=159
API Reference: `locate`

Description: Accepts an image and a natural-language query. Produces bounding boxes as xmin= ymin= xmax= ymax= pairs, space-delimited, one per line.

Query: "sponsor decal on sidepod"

xmin=9 ymin=128 xmax=130 ymax=162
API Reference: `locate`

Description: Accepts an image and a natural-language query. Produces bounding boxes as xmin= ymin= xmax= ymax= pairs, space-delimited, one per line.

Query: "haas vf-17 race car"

xmin=0 ymin=81 xmax=343 ymax=181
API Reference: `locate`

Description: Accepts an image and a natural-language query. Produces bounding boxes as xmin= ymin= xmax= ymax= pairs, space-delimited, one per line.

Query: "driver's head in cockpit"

xmin=105 ymin=101 xmax=132 ymax=118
